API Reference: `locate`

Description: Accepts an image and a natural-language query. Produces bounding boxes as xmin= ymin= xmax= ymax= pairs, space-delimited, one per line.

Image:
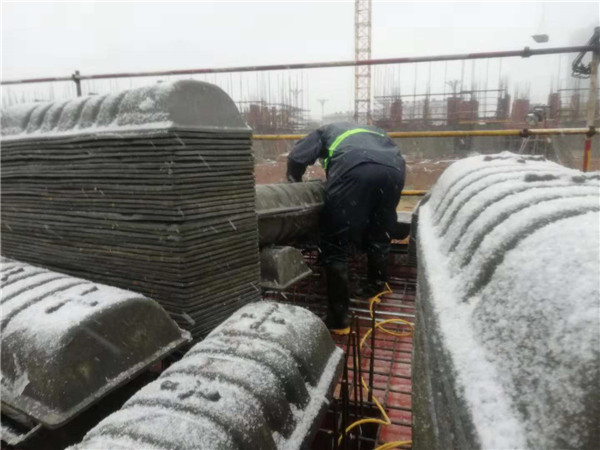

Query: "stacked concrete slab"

xmin=413 ymin=152 xmax=599 ymax=449
xmin=1 ymin=80 xmax=260 ymax=339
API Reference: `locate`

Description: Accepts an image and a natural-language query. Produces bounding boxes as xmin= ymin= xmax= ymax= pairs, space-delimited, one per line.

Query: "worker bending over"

xmin=287 ymin=122 xmax=406 ymax=334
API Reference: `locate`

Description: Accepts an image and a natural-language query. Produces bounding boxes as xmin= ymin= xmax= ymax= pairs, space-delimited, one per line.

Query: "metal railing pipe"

xmin=2 ymin=45 xmax=596 ymax=86
xmin=252 ymin=127 xmax=594 ymax=141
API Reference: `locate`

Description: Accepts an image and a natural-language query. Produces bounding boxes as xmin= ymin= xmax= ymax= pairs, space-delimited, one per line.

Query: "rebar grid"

xmin=263 ymin=245 xmax=416 ymax=449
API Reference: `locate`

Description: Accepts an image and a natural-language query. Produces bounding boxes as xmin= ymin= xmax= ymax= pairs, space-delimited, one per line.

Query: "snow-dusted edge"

xmin=418 ymin=204 xmax=527 ymax=449
xmin=274 ymin=346 xmax=344 ymax=450
xmin=4 ymin=329 xmax=192 ymax=430
xmin=1 ymin=123 xmax=251 ymax=143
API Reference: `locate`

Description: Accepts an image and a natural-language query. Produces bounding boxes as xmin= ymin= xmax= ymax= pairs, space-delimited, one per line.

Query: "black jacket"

xmin=287 ymin=122 xmax=405 ymax=186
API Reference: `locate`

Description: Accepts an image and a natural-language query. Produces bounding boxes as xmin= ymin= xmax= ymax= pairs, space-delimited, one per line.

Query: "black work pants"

xmin=320 ymin=163 xmax=405 ymax=267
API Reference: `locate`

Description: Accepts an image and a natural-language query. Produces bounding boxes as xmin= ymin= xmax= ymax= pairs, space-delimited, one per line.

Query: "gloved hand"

xmin=286 ymin=159 xmax=305 ymax=183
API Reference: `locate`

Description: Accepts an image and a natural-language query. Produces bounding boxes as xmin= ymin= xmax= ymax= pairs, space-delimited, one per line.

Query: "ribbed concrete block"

xmin=255 ymin=180 xmax=411 ymax=245
xmin=0 ymin=257 xmax=190 ymax=446
xmin=260 ymin=246 xmax=312 ymax=290
xmin=255 ymin=181 xmax=324 ymax=247
xmin=72 ymin=302 xmax=344 ymax=450
xmin=413 ymin=152 xmax=600 ymax=449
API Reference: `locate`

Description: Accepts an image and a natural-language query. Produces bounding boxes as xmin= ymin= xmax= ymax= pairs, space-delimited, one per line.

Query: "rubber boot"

xmin=325 ymin=262 xmax=350 ymax=335
xmin=356 ymin=250 xmax=388 ymax=299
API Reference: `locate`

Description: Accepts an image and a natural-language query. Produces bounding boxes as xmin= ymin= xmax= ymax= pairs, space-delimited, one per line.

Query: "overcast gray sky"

xmin=2 ymin=1 xmax=599 ymax=116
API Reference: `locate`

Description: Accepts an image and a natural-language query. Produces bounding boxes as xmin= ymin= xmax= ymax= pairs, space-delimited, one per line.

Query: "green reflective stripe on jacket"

xmin=323 ymin=128 xmax=386 ymax=169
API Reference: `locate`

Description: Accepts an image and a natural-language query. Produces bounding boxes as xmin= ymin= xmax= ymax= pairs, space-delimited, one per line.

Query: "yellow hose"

xmin=338 ymin=284 xmax=414 ymax=449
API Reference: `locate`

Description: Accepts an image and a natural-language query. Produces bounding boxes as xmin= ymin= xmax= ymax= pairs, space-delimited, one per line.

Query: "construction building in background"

xmin=372 ymin=84 xmax=599 ymax=131
xmin=238 ymin=100 xmax=310 ymax=134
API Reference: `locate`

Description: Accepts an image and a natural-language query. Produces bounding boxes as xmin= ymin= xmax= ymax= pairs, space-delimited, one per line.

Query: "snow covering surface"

xmin=1 ymin=257 xmax=147 ymax=356
xmin=0 ymin=80 xmax=249 ymax=141
xmin=72 ymin=301 xmax=343 ymax=450
xmin=1 ymin=257 xmax=190 ymax=428
xmin=418 ymin=152 xmax=600 ymax=449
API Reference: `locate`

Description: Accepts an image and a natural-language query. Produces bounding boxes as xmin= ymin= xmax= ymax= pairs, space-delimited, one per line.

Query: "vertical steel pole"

xmin=333 ymin=397 xmax=339 ymax=450
xmin=355 ymin=315 xmax=364 ymax=417
xmin=583 ymin=31 xmax=599 ymax=172
xmin=351 ymin=331 xmax=360 ymax=425
xmin=368 ymin=307 xmax=376 ymax=403
xmin=72 ymin=70 xmax=82 ymax=97
xmin=583 ymin=137 xmax=592 ymax=171
xmin=342 ymin=349 xmax=349 ymax=450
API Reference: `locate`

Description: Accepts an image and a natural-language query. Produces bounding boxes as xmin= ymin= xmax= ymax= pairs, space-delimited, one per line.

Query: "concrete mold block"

xmin=0 ymin=257 xmax=190 ymax=446
xmin=72 ymin=301 xmax=344 ymax=450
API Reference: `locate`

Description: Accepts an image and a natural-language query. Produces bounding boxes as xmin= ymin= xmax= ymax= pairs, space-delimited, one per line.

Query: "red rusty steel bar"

xmin=351 ymin=331 xmax=360 ymax=440
xmin=355 ymin=315 xmax=365 ymax=418
xmin=342 ymin=331 xmax=352 ymax=450
xmin=368 ymin=305 xmax=377 ymax=404
xmin=1 ymin=45 xmax=596 ymax=86
xmin=387 ymin=128 xmax=594 ymax=138
xmin=332 ymin=396 xmax=340 ymax=450
xmin=1 ymin=75 xmax=73 ymax=84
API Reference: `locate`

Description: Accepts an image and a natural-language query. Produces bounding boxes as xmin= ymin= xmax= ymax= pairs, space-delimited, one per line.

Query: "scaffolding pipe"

xmin=584 ymin=48 xmax=599 ymax=172
xmin=253 ymin=127 xmax=593 ymax=141
xmin=1 ymin=45 xmax=596 ymax=86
